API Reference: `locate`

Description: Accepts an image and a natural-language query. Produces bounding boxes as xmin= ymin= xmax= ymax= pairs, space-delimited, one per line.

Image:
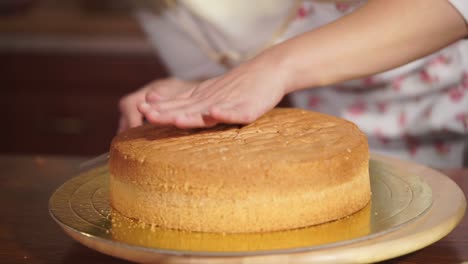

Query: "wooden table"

xmin=0 ymin=155 xmax=466 ymax=264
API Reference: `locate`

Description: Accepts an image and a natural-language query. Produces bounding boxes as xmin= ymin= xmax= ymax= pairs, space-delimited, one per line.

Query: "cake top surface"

xmin=111 ymin=108 xmax=367 ymax=167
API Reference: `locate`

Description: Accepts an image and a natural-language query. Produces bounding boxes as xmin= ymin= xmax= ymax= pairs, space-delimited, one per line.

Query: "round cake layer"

xmin=109 ymin=108 xmax=370 ymax=233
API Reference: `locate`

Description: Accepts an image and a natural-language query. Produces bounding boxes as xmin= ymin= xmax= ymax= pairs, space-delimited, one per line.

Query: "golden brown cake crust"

xmin=109 ymin=108 xmax=370 ymax=233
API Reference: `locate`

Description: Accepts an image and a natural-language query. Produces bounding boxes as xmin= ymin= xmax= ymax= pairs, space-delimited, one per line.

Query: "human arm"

xmin=139 ymin=0 xmax=468 ymax=128
xmin=281 ymin=0 xmax=468 ymax=91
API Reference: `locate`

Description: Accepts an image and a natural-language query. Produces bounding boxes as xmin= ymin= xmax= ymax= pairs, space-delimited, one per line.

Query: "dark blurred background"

xmin=0 ymin=0 xmax=168 ymax=156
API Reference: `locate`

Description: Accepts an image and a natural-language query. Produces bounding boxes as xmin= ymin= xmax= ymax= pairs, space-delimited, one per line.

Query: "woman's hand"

xmin=138 ymin=52 xmax=291 ymax=129
xmin=118 ymin=78 xmax=197 ymax=133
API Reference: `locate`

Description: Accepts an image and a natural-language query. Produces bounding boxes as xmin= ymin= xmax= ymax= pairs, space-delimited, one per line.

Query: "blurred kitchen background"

xmin=0 ymin=0 xmax=168 ymax=156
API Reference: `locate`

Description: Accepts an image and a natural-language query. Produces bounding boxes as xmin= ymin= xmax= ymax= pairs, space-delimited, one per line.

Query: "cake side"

xmin=109 ymin=156 xmax=370 ymax=233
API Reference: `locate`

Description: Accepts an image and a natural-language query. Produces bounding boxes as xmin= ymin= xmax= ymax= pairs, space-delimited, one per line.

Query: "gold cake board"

xmin=49 ymin=153 xmax=466 ymax=263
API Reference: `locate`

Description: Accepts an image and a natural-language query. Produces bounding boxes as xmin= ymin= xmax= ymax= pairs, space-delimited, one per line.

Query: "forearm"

xmin=270 ymin=0 xmax=468 ymax=93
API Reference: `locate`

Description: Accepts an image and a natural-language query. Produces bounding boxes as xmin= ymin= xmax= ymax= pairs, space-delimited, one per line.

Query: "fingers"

xmin=140 ymin=83 xmax=257 ymax=128
xmin=140 ymin=99 xmax=212 ymax=126
xmin=118 ymin=78 xmax=199 ymax=132
xmin=139 ymin=100 xmax=218 ymax=128
xmin=149 ymin=98 xmax=199 ymax=112
xmin=119 ymin=95 xmax=144 ymax=132
xmin=145 ymin=79 xmax=216 ymax=112
xmin=141 ymin=98 xmax=259 ymax=128
xmin=132 ymin=69 xmax=278 ymax=129
xmin=210 ymin=104 xmax=258 ymax=124
xmin=117 ymin=116 xmax=127 ymax=134
xmin=174 ymin=113 xmax=218 ymax=129
xmin=146 ymin=79 xmax=195 ymax=101
xmin=145 ymin=91 xmax=164 ymax=103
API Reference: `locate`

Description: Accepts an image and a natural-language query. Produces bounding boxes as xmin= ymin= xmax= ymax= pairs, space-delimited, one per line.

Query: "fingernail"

xmin=139 ymin=102 xmax=150 ymax=111
xmin=177 ymin=114 xmax=187 ymax=121
xmin=147 ymin=92 xmax=162 ymax=102
xmin=150 ymin=111 xmax=160 ymax=119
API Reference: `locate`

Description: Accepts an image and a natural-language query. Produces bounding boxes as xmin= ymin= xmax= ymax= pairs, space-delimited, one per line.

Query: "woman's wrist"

xmin=257 ymin=42 xmax=318 ymax=96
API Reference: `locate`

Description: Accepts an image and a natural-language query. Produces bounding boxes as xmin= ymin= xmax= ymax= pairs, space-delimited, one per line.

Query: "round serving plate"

xmin=49 ymin=153 xmax=466 ymax=263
